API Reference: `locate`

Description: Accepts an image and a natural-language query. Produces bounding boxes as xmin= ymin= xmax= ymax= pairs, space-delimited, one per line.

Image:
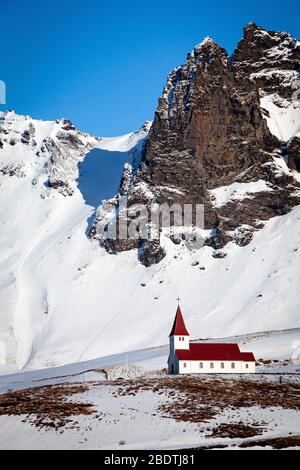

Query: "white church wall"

xmin=241 ymin=361 xmax=256 ymax=373
xmin=178 ymin=360 xmax=256 ymax=374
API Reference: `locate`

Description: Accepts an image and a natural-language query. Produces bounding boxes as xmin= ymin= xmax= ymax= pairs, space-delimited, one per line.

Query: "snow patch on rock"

xmin=209 ymin=180 xmax=273 ymax=208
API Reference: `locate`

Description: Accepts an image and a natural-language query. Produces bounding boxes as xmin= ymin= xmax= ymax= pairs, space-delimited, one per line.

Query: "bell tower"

xmin=169 ymin=303 xmax=190 ymax=355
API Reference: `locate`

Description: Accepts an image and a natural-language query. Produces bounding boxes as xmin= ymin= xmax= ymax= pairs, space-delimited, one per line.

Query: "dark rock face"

xmin=288 ymin=137 xmax=300 ymax=171
xmin=232 ymin=22 xmax=300 ymax=174
xmin=232 ymin=22 xmax=300 ymax=99
xmin=21 ymin=123 xmax=36 ymax=146
xmin=142 ymin=38 xmax=275 ymax=197
xmin=47 ymin=179 xmax=72 ymax=192
xmin=0 ymin=162 xmax=26 ymax=178
xmin=89 ymin=24 xmax=300 ymax=266
xmin=103 ymin=237 xmax=138 ymax=255
xmin=234 ymin=226 xmax=256 ymax=247
xmin=138 ymin=240 xmax=166 ymax=267
xmin=59 ymin=119 xmax=76 ymax=131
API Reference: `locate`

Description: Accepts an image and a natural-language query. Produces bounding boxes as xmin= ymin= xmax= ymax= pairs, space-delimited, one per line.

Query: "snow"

xmin=77 ymin=122 xmax=150 ymax=205
xmin=0 ymin=376 xmax=298 ymax=450
xmin=251 ymin=69 xmax=299 ymax=86
xmin=0 ymin=327 xmax=299 ymax=450
xmin=98 ymin=122 xmax=151 ymax=153
xmin=0 ymin=396 xmax=297 ymax=450
xmin=209 ymin=180 xmax=272 ymax=207
xmin=267 ymin=155 xmax=300 ymax=184
xmin=261 ymin=94 xmax=300 ymax=141
xmin=0 ymin=328 xmax=298 ymax=394
xmin=194 ymin=36 xmax=215 ymax=50
xmin=0 ymin=112 xmax=300 ymax=375
xmin=239 ymin=329 xmax=300 ymax=362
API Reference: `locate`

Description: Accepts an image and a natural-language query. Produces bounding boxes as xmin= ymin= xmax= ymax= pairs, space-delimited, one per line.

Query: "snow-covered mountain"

xmin=0 ymin=23 xmax=299 ymax=373
xmin=0 ymin=112 xmax=150 ymax=370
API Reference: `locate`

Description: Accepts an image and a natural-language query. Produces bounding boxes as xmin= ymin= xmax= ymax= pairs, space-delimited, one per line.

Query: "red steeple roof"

xmin=169 ymin=305 xmax=190 ymax=337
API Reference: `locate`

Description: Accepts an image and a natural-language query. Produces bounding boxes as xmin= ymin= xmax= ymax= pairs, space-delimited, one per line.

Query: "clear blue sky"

xmin=1 ymin=0 xmax=299 ymax=136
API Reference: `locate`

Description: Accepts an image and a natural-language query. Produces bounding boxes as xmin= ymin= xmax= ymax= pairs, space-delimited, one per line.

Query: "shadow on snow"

xmin=77 ymin=148 xmax=129 ymax=208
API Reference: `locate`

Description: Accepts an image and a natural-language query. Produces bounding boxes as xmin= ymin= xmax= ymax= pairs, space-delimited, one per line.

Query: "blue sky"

xmin=1 ymin=0 xmax=299 ymax=136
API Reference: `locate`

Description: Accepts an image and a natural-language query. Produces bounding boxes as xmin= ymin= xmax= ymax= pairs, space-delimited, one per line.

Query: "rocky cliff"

xmin=89 ymin=23 xmax=300 ymax=265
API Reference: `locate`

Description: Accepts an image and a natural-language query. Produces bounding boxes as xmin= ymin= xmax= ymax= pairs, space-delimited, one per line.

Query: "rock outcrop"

xmin=0 ymin=111 xmax=101 ymax=196
xmin=288 ymin=137 xmax=300 ymax=171
xmin=89 ymin=24 xmax=300 ymax=266
xmin=232 ymin=22 xmax=300 ymax=99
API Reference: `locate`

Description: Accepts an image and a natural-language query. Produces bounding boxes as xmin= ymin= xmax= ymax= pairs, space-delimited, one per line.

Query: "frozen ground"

xmin=0 ymin=373 xmax=299 ymax=450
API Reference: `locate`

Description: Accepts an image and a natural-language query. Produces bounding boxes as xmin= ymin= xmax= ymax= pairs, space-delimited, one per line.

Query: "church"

xmin=168 ymin=305 xmax=256 ymax=375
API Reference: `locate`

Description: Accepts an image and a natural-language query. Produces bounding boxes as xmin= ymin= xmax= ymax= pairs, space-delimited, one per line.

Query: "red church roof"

xmin=169 ymin=305 xmax=190 ymax=337
xmin=240 ymin=352 xmax=256 ymax=362
xmin=176 ymin=343 xmax=255 ymax=362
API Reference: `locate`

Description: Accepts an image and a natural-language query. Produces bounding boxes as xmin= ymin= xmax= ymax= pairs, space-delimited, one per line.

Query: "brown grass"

xmin=239 ymin=435 xmax=300 ymax=449
xmin=210 ymin=423 xmax=265 ymax=439
xmin=114 ymin=376 xmax=300 ymax=427
xmin=0 ymin=384 xmax=94 ymax=430
xmin=179 ymin=435 xmax=300 ymax=450
xmin=1 ymin=375 xmax=299 ymax=445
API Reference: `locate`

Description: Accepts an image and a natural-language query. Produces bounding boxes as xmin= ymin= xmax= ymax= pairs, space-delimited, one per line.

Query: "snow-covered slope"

xmin=0 ymin=111 xmax=151 ymax=371
xmin=0 ymin=328 xmax=299 ymax=394
xmin=0 ymin=110 xmax=299 ymax=373
xmin=260 ymin=95 xmax=300 ymax=142
xmin=1 ymin=369 xmax=299 ymax=450
xmin=0 ymin=328 xmax=299 ymax=450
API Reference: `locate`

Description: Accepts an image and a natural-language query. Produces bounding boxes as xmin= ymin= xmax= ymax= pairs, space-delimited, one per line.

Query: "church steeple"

xmin=169 ymin=303 xmax=190 ymax=356
xmin=169 ymin=305 xmax=190 ymax=337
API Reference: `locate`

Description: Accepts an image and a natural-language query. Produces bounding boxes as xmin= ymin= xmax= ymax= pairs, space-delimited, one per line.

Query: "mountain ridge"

xmin=0 ymin=23 xmax=299 ymax=372
xmin=89 ymin=23 xmax=300 ymax=265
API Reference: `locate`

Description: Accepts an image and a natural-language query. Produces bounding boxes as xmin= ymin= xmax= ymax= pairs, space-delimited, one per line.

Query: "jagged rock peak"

xmin=89 ymin=23 xmax=300 ymax=268
xmin=243 ymin=22 xmax=269 ymax=40
xmin=242 ymin=21 xmax=299 ymax=44
xmin=190 ymin=35 xmax=228 ymax=62
xmin=0 ymin=109 xmax=31 ymax=125
xmin=233 ymin=22 xmax=300 ymax=63
xmin=232 ymin=23 xmax=300 ymax=100
xmin=162 ymin=35 xmax=228 ymax=84
xmin=193 ymin=36 xmax=223 ymax=52
xmin=195 ymin=35 xmax=215 ymax=46
xmin=157 ymin=34 xmax=229 ymax=123
xmin=137 ymin=121 xmax=152 ymax=133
